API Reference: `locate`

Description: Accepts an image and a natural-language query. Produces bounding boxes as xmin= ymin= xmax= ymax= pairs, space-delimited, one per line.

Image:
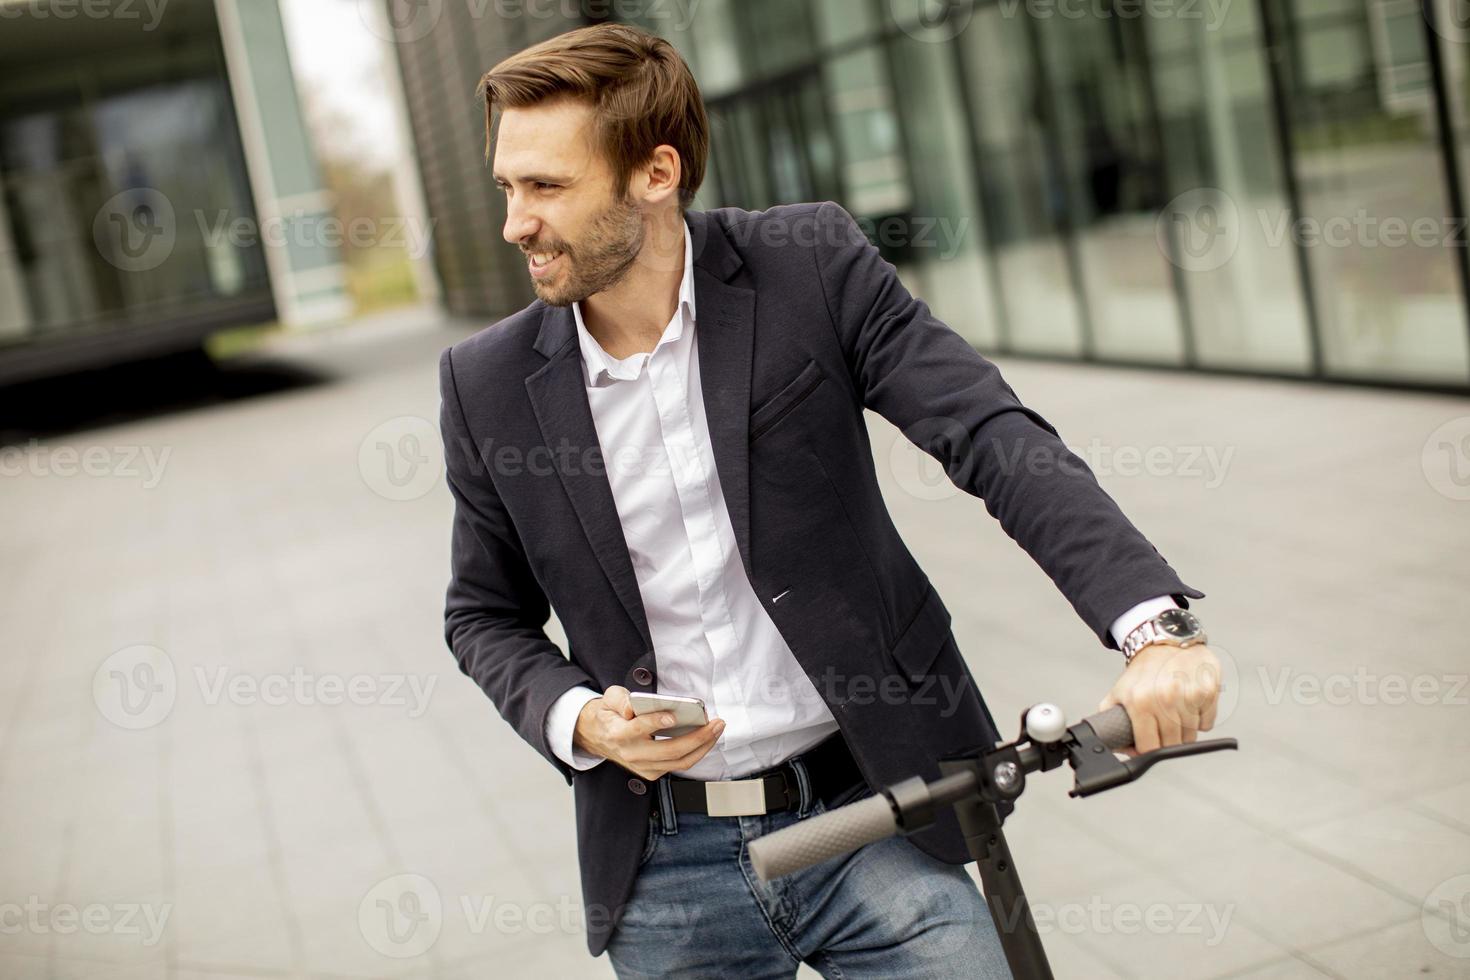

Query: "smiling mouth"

xmin=527 ymin=250 xmax=564 ymax=274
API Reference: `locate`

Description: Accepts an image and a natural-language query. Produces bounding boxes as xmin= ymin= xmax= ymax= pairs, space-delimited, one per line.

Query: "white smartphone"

xmin=628 ymin=692 xmax=709 ymax=738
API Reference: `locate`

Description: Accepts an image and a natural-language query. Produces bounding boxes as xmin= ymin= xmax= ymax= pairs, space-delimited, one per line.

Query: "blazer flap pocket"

xmin=750 ymin=358 xmax=824 ymax=438
xmin=887 ymin=587 xmax=954 ymax=683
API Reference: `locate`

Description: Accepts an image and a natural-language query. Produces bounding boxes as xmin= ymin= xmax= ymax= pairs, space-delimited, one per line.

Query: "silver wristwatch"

xmin=1120 ymin=608 xmax=1207 ymax=665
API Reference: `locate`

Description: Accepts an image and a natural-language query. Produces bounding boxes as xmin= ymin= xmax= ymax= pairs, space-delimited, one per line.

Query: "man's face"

xmin=493 ymin=98 xmax=644 ymax=307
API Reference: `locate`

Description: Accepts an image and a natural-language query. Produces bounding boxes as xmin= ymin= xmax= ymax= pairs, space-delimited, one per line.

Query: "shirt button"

xmin=632 ymin=667 xmax=653 ymax=685
xmin=627 ymin=777 xmax=647 ymax=795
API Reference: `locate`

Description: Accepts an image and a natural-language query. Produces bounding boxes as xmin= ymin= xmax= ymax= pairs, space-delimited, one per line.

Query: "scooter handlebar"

xmin=748 ymin=793 xmax=897 ymax=882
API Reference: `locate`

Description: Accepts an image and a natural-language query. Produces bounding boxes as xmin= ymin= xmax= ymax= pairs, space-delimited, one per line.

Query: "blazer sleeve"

xmin=808 ymin=201 xmax=1204 ymax=648
xmin=439 ymin=346 xmax=596 ymax=784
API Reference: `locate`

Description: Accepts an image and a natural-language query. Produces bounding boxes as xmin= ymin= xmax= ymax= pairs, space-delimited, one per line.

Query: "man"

xmin=439 ymin=22 xmax=1220 ymax=978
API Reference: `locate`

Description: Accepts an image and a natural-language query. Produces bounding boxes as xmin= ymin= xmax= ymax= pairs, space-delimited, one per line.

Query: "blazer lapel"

xmin=525 ymin=306 xmax=653 ymax=650
xmin=687 ymin=209 xmax=757 ymax=583
xmin=520 ymin=210 xmax=755 ymax=651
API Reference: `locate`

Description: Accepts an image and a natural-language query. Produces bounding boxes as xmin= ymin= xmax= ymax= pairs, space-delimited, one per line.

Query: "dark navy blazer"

xmin=438 ymin=201 xmax=1203 ymax=956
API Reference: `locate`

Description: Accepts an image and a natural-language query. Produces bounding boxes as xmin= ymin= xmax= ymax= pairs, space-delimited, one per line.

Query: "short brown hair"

xmin=478 ymin=24 xmax=709 ymax=210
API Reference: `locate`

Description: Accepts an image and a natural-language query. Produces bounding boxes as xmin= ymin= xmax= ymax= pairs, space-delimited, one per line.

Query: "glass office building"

xmin=0 ymin=0 xmax=349 ymax=384
xmin=392 ymin=0 xmax=1470 ymax=391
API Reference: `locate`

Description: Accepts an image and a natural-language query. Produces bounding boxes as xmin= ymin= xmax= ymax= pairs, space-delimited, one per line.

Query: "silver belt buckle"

xmin=705 ymin=778 xmax=767 ymax=817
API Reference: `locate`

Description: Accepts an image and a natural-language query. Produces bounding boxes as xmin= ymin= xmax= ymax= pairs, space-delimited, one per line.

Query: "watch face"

xmin=1157 ymin=608 xmax=1201 ymax=639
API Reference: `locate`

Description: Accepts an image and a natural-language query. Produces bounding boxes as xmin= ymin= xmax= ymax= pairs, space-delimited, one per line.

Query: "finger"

xmin=627 ymin=711 xmax=681 ymax=738
xmin=642 ymin=718 xmax=725 ymax=756
xmin=1130 ymin=706 xmax=1162 ymax=754
xmin=1164 ymin=687 xmax=1199 ymax=746
xmin=663 ymin=730 xmax=725 ymax=772
xmin=1154 ymin=705 xmax=1183 ymax=748
xmin=603 ymin=686 xmax=633 ymax=719
xmin=621 ymin=718 xmax=723 ymax=764
xmin=1199 ymin=697 xmax=1218 ymax=733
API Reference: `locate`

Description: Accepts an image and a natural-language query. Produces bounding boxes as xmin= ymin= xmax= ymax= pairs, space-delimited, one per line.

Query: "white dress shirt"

xmin=543 ymin=217 xmax=1177 ymax=779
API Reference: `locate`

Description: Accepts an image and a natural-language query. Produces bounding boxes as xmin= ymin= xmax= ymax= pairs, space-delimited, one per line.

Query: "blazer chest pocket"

xmin=749 ymin=358 xmax=824 ymax=442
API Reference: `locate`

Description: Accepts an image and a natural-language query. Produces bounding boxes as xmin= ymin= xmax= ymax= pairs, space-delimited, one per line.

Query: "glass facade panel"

xmin=1040 ymin=13 xmax=1185 ymax=363
xmin=888 ymin=33 xmax=1000 ymax=347
xmin=0 ymin=59 xmax=269 ymax=349
xmin=958 ymin=7 xmax=1086 ymax=356
xmin=591 ymin=0 xmax=1470 ymax=390
xmin=824 ymin=46 xmax=911 ymax=218
xmin=1277 ymin=0 xmax=1470 ymax=383
xmin=1148 ymin=0 xmax=1315 ymax=372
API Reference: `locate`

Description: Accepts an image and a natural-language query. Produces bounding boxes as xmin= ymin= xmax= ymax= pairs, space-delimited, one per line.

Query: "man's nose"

xmin=503 ymin=200 xmax=539 ymax=246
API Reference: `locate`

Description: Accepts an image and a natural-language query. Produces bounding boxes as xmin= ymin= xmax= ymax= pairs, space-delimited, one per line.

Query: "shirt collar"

xmin=573 ymin=217 xmax=695 ymax=388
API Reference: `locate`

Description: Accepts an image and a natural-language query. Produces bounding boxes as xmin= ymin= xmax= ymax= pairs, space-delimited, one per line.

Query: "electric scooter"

xmin=748 ymin=703 xmax=1238 ymax=979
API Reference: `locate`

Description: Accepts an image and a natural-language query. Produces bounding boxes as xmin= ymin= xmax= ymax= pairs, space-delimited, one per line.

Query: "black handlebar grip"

xmin=748 ymin=794 xmax=898 ymax=881
xmin=1083 ymin=704 xmax=1134 ymax=750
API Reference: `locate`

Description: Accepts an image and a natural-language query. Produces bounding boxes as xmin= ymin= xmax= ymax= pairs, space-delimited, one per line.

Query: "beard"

xmin=524 ymin=192 xmax=644 ymax=307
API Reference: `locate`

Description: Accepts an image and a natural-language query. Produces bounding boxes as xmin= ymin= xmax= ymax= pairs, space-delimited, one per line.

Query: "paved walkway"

xmin=2 ymin=307 xmax=1467 ymax=978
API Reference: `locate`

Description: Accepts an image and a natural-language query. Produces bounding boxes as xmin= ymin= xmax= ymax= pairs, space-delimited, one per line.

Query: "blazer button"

xmin=632 ymin=666 xmax=653 ymax=686
xmin=627 ymin=777 xmax=647 ymax=795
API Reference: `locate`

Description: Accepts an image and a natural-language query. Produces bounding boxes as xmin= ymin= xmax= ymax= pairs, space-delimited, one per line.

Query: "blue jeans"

xmin=604 ymin=762 xmax=1013 ymax=979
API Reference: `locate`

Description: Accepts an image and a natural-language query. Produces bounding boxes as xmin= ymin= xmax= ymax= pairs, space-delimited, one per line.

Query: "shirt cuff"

xmin=545 ymin=686 xmax=606 ymax=771
xmin=1108 ymin=595 xmax=1179 ymax=650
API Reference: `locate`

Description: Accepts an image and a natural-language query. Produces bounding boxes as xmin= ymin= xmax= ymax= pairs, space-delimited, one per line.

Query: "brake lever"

xmin=1067 ymin=723 xmax=1238 ymax=798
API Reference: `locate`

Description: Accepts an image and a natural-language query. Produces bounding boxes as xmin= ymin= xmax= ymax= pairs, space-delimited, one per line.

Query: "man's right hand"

xmin=573 ymin=685 xmax=726 ymax=780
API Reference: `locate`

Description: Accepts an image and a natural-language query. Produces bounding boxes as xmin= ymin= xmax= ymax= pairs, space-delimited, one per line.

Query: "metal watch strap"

xmin=1121 ymin=615 xmax=1207 ymax=665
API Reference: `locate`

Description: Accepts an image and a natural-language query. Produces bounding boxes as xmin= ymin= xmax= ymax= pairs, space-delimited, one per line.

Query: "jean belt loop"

xmin=657 ymin=775 xmax=679 ymax=835
xmin=788 ymin=756 xmax=815 ymax=817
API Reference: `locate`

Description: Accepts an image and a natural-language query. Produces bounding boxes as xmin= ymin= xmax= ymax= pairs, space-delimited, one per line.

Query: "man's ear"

xmin=635 ymin=144 xmax=683 ymax=206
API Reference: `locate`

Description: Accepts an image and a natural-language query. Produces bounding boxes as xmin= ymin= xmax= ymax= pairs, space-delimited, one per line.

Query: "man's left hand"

xmin=1099 ymin=643 xmax=1222 ymax=754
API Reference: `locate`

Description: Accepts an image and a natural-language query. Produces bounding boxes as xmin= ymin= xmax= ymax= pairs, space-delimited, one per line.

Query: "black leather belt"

xmin=666 ymin=733 xmax=865 ymax=816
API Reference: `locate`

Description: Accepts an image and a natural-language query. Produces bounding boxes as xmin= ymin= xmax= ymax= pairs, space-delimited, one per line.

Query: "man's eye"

xmin=534 ymin=182 xmax=557 ymax=191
